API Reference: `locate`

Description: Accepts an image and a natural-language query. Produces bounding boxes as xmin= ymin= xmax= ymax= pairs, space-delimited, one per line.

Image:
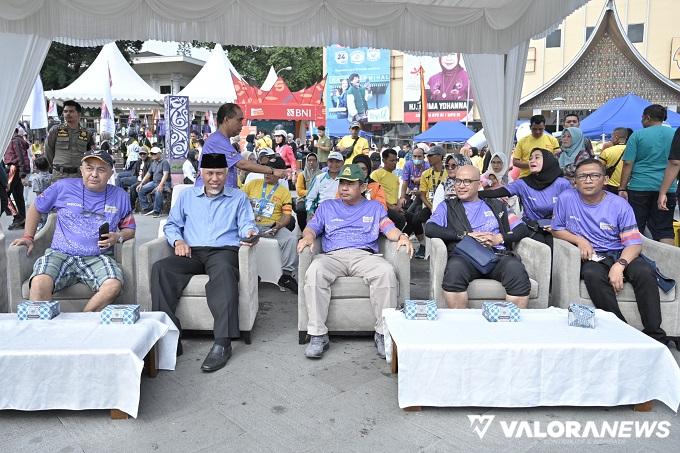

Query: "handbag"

xmin=453 ymin=235 xmax=499 ymax=274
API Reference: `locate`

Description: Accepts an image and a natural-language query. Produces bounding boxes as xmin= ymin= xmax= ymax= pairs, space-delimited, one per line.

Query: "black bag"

xmin=605 ymin=152 xmax=623 ymax=178
xmin=453 ymin=235 xmax=499 ymax=274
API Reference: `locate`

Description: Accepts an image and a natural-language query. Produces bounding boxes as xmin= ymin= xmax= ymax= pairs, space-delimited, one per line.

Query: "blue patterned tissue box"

xmin=403 ymin=299 xmax=438 ymax=320
xmin=17 ymin=300 xmax=60 ymax=320
xmin=100 ymin=305 xmax=140 ymax=325
xmin=568 ymin=303 xmax=595 ymax=328
xmin=482 ymin=302 xmax=521 ymax=322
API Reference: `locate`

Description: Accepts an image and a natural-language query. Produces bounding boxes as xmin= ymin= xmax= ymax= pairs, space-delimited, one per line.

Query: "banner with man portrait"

xmin=403 ymin=53 xmax=474 ymax=123
xmin=325 ymin=45 xmax=391 ymax=125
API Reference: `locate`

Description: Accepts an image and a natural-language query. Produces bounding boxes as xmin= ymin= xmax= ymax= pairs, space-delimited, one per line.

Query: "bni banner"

xmin=403 ymin=53 xmax=473 ymax=123
xmin=325 ymin=45 xmax=391 ymax=125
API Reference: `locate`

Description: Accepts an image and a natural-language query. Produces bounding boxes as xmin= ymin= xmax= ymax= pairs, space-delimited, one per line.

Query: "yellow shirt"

xmin=336 ymin=135 xmax=370 ymax=164
xmin=255 ymin=135 xmax=272 ymax=150
xmin=599 ymin=144 xmax=625 ymax=188
xmin=419 ymin=167 xmax=447 ymax=203
xmin=370 ymin=168 xmax=399 ymax=205
xmin=471 ymin=155 xmax=484 ymax=172
xmin=242 ymin=179 xmax=292 ymax=225
xmin=512 ymin=133 xmax=560 ymax=177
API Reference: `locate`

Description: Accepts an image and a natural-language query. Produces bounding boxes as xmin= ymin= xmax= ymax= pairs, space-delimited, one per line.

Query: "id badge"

xmin=261 ymin=202 xmax=275 ymax=217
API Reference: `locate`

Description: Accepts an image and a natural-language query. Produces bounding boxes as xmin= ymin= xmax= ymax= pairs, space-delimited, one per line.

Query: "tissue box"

xmin=568 ymin=303 xmax=595 ymax=328
xmin=100 ymin=304 xmax=140 ymax=325
xmin=17 ymin=300 xmax=60 ymax=320
xmin=482 ymin=302 xmax=520 ymax=322
xmin=403 ymin=299 xmax=438 ymax=320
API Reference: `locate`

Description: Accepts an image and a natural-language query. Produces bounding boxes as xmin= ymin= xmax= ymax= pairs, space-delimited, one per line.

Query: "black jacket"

xmin=424 ymin=197 xmax=529 ymax=254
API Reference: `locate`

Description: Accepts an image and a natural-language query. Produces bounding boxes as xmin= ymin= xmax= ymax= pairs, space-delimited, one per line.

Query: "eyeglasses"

xmin=575 ymin=173 xmax=604 ymax=182
xmin=446 ymin=164 xmax=457 ymax=170
xmin=453 ymin=178 xmax=479 ymax=186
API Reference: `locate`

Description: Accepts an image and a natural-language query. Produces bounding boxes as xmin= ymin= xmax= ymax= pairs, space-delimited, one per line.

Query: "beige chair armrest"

xmin=297 ymin=238 xmax=321 ymax=330
xmin=0 ymin=230 xmax=6 ymax=313
xmin=137 ymin=237 xmax=173 ymax=312
xmin=114 ymin=238 xmax=136 ymax=306
xmin=379 ymin=237 xmax=411 ymax=304
xmin=515 ymin=238 xmax=551 ymax=308
xmin=238 ymin=244 xmax=259 ymax=330
xmin=429 ymin=238 xmax=448 ymax=307
xmin=551 ymin=238 xmax=582 ymax=308
xmin=641 ymin=237 xmax=680 ymax=282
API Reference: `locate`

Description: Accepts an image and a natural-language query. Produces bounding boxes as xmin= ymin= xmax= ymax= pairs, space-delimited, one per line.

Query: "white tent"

xmin=0 ymin=0 xmax=589 ymax=160
xmin=177 ymin=43 xmax=242 ymax=109
xmin=45 ymin=42 xmax=162 ymax=108
xmin=260 ymin=66 xmax=278 ymax=92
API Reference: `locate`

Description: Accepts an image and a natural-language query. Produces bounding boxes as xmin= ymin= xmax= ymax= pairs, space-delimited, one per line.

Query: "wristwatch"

xmin=616 ymin=258 xmax=628 ymax=268
xmin=117 ymin=234 xmax=125 ymax=244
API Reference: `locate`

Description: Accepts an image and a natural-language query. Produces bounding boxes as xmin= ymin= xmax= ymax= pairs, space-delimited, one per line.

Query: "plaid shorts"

xmin=31 ymin=248 xmax=124 ymax=293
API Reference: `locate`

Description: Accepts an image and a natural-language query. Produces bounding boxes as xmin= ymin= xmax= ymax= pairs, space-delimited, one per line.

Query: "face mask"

xmin=413 ymin=159 xmax=423 ymax=165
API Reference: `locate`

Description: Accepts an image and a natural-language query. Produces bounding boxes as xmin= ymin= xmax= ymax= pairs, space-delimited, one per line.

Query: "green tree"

xmin=192 ymin=43 xmax=323 ymax=92
xmin=41 ymin=41 xmax=143 ymax=91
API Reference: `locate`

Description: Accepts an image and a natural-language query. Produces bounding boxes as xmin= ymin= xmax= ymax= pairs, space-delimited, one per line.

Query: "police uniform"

xmin=44 ymin=123 xmax=95 ymax=181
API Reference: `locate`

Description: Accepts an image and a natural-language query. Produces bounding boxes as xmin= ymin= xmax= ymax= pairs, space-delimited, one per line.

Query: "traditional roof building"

xmin=520 ymin=0 xmax=680 ymax=113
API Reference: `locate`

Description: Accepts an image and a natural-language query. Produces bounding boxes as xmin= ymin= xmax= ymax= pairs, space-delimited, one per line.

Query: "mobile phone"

xmin=99 ymin=222 xmax=109 ymax=241
xmin=240 ymin=234 xmax=261 ymax=244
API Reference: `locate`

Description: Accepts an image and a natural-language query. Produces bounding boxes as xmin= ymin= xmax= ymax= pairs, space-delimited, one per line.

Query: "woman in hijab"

xmin=479 ymin=148 xmax=571 ymax=248
xmin=295 ymin=153 xmax=322 ymax=230
xmin=558 ymin=127 xmax=591 ymax=180
xmin=480 ymin=152 xmax=509 ymax=189
xmin=432 ymin=153 xmax=472 ymax=212
xmin=352 ymin=154 xmax=387 ymax=209
xmin=182 ymin=148 xmax=200 ymax=184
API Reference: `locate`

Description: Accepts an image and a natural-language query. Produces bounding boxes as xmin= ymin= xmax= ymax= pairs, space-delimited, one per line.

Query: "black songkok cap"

xmin=201 ymin=153 xmax=228 ymax=169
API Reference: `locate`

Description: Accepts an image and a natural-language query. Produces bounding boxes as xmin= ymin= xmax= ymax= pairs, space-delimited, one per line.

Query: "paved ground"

xmin=1 ymin=205 xmax=680 ymax=453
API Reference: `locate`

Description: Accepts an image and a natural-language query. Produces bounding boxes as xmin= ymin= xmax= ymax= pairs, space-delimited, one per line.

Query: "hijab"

xmin=558 ymin=127 xmax=585 ymax=168
xmin=522 ymin=148 xmax=562 ymax=190
xmin=302 ymin=152 xmax=321 ymax=186
xmin=442 ymin=153 xmax=472 ymax=195
xmin=352 ymin=154 xmax=374 ymax=183
xmin=187 ymin=148 xmax=199 ymax=172
xmin=482 ymin=152 xmax=509 ymax=185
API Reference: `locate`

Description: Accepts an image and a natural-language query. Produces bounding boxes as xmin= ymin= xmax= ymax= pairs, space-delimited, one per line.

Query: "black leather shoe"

xmin=200 ymin=344 xmax=232 ymax=372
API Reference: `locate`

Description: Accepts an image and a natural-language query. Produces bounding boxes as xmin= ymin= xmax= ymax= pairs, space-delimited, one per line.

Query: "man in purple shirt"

xmin=297 ymin=164 xmax=413 ymax=360
xmin=552 ymin=158 xmax=666 ymax=341
xmin=425 ymin=165 xmax=531 ymax=309
xmin=11 ymin=150 xmax=136 ymax=312
xmin=197 ymin=103 xmax=289 ymax=188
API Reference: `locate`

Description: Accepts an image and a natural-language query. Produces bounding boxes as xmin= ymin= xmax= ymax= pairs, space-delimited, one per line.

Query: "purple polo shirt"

xmin=34 ymin=178 xmax=136 ymax=256
xmin=307 ymin=198 xmax=396 ymax=253
xmin=401 ymin=160 xmax=430 ymax=191
xmin=551 ymin=189 xmax=641 ymax=251
xmin=196 ymin=131 xmax=242 ymax=188
xmin=506 ymin=177 xmax=572 ymax=221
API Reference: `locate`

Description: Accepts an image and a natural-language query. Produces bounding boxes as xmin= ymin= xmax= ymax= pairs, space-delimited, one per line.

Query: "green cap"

xmin=337 ymin=164 xmax=365 ymax=182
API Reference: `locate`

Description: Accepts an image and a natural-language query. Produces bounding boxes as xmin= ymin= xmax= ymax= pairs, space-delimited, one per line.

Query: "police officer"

xmin=44 ymin=100 xmax=95 ymax=181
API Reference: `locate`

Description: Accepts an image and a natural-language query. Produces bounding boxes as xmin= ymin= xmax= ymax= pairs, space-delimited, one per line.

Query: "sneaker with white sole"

xmin=374 ymin=332 xmax=386 ymax=359
xmin=305 ymin=334 xmax=329 ymax=359
xmin=414 ymin=244 xmax=426 ymax=259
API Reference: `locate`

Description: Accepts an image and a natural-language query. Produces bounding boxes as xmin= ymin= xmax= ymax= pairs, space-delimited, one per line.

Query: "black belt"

xmin=54 ymin=165 xmax=79 ymax=173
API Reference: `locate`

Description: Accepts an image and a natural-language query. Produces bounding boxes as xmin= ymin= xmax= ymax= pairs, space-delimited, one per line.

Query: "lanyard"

xmin=257 ymin=182 xmax=278 ymax=215
xmin=431 ymin=169 xmax=445 ymax=189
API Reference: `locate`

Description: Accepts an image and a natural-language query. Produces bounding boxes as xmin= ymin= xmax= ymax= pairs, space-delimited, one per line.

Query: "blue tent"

xmin=413 ymin=121 xmax=474 ymax=142
xmin=580 ymin=93 xmax=680 ymax=138
xmin=325 ymin=118 xmax=372 ymax=138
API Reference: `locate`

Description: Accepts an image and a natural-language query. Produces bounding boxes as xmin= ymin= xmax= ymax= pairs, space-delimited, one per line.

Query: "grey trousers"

xmin=303 ymin=248 xmax=397 ymax=335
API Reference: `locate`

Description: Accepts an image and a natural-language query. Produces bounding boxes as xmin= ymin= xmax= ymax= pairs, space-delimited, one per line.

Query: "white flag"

xmin=47 ymin=98 xmax=58 ymax=118
xmin=100 ymin=63 xmax=115 ymax=136
xmin=20 ymin=76 xmax=48 ymax=129
xmin=208 ymin=111 xmax=216 ymax=133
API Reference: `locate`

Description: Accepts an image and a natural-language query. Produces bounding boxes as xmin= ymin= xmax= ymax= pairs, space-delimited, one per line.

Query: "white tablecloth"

xmin=383 ymin=308 xmax=680 ymax=411
xmin=0 ymin=312 xmax=179 ymax=418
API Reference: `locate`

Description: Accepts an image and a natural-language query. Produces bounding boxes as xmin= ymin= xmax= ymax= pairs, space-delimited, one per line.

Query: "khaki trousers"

xmin=304 ymin=248 xmax=397 ymax=335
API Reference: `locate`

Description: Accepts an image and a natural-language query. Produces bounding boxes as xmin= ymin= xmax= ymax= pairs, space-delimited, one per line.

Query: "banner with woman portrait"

xmin=403 ymin=53 xmax=474 ymax=123
xmin=325 ymin=45 xmax=391 ymax=126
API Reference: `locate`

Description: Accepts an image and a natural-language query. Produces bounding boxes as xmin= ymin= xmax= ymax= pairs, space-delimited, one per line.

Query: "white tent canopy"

xmin=45 ymin=42 xmax=162 ymax=108
xmin=177 ymin=43 xmax=241 ymax=109
xmin=0 ymin=0 xmax=589 ymax=158
xmin=260 ymin=66 xmax=278 ymax=92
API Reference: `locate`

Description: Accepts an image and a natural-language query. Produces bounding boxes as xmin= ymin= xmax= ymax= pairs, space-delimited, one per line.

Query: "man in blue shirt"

xmin=619 ymin=104 xmax=677 ymax=245
xmin=150 ymin=153 xmax=258 ymax=372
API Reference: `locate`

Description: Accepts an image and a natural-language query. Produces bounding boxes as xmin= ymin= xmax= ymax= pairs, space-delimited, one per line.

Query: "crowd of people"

xmin=5 ymin=100 xmax=679 ymax=373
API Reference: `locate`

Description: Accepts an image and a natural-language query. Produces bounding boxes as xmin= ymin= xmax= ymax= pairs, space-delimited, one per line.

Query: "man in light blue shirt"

xmin=151 ymin=153 xmax=258 ymax=373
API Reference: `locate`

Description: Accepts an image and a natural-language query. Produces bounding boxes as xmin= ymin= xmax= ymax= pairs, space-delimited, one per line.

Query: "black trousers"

xmin=443 ymin=254 xmax=531 ymax=296
xmin=387 ymin=207 xmax=407 ymax=231
xmin=295 ymin=200 xmax=308 ymax=231
xmin=8 ymin=171 xmax=25 ymax=221
xmin=151 ymin=247 xmax=240 ymax=339
xmin=529 ymin=228 xmax=553 ymax=250
xmin=0 ymin=184 xmax=7 ymax=216
xmin=404 ymin=198 xmax=427 ymax=236
xmin=580 ymin=257 xmax=665 ymax=340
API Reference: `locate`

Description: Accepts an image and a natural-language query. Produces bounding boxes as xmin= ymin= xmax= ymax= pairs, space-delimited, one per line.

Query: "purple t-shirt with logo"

xmin=506 ymin=177 xmax=572 ymax=221
xmin=196 ymin=131 xmax=242 ymax=188
xmin=551 ymin=189 xmax=641 ymax=251
xmin=401 ymin=160 xmax=430 ymax=191
xmin=34 ymin=179 xmax=136 ymax=256
xmin=307 ymin=198 xmax=396 ymax=253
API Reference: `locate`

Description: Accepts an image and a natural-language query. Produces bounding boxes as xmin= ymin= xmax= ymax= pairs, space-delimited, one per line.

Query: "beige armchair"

xmin=429 ymin=237 xmax=551 ymax=308
xmin=7 ymin=213 xmax=136 ymax=312
xmin=0 ymin=226 xmax=7 ymax=313
xmin=551 ymin=237 xmax=680 ymax=337
xmin=136 ymin=237 xmax=259 ymax=343
xmin=297 ymin=237 xmax=410 ymax=344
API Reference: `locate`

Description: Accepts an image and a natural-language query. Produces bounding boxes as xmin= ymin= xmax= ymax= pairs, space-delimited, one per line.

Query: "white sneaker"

xmin=305 ymin=334 xmax=330 ymax=359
